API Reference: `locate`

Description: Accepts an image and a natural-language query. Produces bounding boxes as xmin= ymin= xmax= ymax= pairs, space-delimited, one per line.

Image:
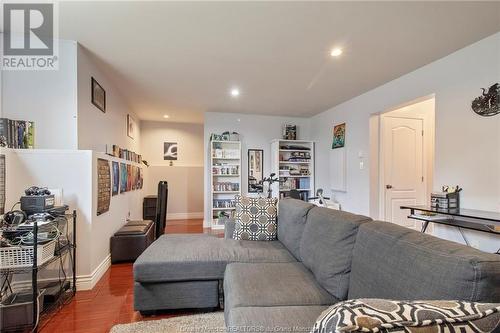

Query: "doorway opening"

xmin=369 ymin=96 xmax=435 ymax=231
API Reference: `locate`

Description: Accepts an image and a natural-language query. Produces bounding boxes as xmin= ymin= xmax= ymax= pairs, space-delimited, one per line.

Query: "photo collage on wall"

xmin=97 ymin=158 xmax=144 ymax=216
xmin=115 ymin=162 xmax=143 ymax=194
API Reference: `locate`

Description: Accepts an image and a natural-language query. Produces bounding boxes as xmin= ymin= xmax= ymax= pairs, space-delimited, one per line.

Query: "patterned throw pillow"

xmin=233 ymin=195 xmax=277 ymax=241
xmin=312 ymin=299 xmax=500 ymax=333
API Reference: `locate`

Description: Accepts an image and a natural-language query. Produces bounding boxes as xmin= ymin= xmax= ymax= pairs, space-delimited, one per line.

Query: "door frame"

xmin=370 ymin=95 xmax=435 ymax=221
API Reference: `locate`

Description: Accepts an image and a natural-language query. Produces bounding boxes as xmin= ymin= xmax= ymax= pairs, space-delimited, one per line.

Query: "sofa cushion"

xmin=299 ymin=207 xmax=371 ymax=300
xmin=349 ymin=221 xmax=500 ymax=302
xmin=224 ymin=262 xmax=338 ymax=313
xmin=224 ymin=219 xmax=236 ymax=239
xmin=134 ymin=234 xmax=296 ymax=283
xmin=277 ymin=198 xmax=315 ymax=259
xmin=227 ymin=306 xmax=328 ymax=333
xmin=233 ymin=196 xmax=278 ymax=241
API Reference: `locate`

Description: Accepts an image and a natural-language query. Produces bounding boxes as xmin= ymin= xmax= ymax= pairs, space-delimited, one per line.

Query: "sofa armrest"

xmin=224 ymin=219 xmax=236 ymax=239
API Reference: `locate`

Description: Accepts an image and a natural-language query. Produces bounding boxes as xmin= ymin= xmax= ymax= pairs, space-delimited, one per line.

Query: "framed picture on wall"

xmin=332 ymin=123 xmax=346 ymax=149
xmin=164 ymin=142 xmax=178 ymax=160
xmin=91 ymin=77 xmax=106 ymax=113
xmin=112 ymin=161 xmax=119 ymax=196
xmin=120 ymin=163 xmax=127 ymax=193
xmin=127 ymin=114 xmax=137 ymax=139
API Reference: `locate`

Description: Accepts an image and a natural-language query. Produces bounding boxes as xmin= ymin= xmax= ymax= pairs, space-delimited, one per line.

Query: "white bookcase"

xmin=270 ymin=139 xmax=315 ymax=201
xmin=210 ymin=140 xmax=242 ymax=229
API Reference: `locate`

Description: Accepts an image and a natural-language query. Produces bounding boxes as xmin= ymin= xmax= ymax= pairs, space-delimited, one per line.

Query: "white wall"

xmin=77 ymin=45 xmax=141 ymax=153
xmin=90 ymin=153 xmax=144 ymax=279
xmin=2 ymin=149 xmax=144 ymax=290
xmin=144 ymin=166 xmax=204 ymax=220
xmin=2 ymin=148 xmax=93 ymax=283
xmin=310 ymin=32 xmax=500 ymax=252
xmin=1 ymin=39 xmax=78 ymax=149
xmin=1 ymin=41 xmax=148 ymax=289
xmin=140 ymin=121 xmax=204 ymax=219
xmin=203 ymin=112 xmax=311 ymax=225
xmin=141 ymin=121 xmax=203 ymax=167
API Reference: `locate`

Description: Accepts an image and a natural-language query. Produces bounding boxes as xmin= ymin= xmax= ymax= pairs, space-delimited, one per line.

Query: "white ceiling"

xmin=59 ymin=1 xmax=500 ymax=124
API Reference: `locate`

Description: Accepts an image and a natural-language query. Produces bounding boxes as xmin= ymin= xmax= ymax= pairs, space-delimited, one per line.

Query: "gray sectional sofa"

xmin=133 ymin=199 xmax=500 ymax=332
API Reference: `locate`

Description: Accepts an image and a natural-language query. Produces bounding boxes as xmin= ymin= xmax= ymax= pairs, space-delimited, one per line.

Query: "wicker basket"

xmin=0 ymin=240 xmax=56 ymax=269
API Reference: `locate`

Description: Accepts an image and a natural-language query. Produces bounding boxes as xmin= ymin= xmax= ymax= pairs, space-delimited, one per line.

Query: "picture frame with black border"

xmin=91 ymin=77 xmax=106 ymax=112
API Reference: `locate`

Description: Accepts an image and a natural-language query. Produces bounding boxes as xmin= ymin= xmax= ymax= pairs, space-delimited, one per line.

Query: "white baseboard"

xmin=9 ymin=254 xmax=111 ymax=292
xmin=167 ymin=212 xmax=203 ymax=220
xmin=76 ymin=254 xmax=111 ymax=291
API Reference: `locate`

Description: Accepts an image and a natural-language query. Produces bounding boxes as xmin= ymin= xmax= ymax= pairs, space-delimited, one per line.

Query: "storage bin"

xmin=0 ymin=240 xmax=56 ymax=269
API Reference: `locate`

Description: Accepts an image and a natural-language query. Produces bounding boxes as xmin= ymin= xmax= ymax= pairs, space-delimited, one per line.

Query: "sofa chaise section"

xmin=134 ymin=234 xmax=295 ymax=282
xmin=224 ymin=205 xmax=372 ymax=327
xmin=133 ymin=198 xmax=314 ymax=313
xmin=133 ymin=232 xmax=297 ymax=312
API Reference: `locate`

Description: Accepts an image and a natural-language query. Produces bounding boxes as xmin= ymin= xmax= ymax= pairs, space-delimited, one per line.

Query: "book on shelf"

xmin=280 ymin=178 xmax=310 ymax=191
xmin=0 ymin=118 xmax=35 ymax=149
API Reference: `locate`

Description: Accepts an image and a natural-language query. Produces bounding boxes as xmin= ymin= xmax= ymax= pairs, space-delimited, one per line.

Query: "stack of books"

xmin=0 ymin=118 xmax=35 ymax=149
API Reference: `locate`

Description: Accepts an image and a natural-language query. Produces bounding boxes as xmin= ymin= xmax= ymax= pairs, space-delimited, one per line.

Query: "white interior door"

xmin=382 ymin=116 xmax=425 ymax=230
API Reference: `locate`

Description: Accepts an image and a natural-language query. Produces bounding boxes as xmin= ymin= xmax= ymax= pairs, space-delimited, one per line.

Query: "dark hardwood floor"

xmin=39 ymin=219 xmax=219 ymax=333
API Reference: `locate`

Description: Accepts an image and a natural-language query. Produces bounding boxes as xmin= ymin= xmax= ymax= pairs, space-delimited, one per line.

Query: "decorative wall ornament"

xmin=91 ymin=77 xmax=106 ymax=113
xmin=97 ymin=158 xmax=111 ymax=216
xmin=127 ymin=114 xmax=138 ymax=139
xmin=332 ymin=123 xmax=346 ymax=149
xmin=471 ymin=83 xmax=499 ymax=117
xmin=164 ymin=142 xmax=178 ymax=160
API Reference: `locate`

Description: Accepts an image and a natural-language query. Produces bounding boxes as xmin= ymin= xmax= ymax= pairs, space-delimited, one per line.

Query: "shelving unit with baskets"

xmin=0 ymin=210 xmax=77 ymax=332
xmin=271 ymin=139 xmax=315 ymax=201
xmin=210 ymin=140 xmax=241 ymax=229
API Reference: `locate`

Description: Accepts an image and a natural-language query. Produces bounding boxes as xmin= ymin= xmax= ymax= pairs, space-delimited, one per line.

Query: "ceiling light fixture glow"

xmin=163 ymin=115 xmax=170 ymax=119
xmin=330 ymin=48 xmax=343 ymax=57
xmin=230 ymin=88 xmax=240 ymax=97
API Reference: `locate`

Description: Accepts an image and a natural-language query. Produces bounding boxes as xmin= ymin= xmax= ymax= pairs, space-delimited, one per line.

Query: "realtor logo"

xmin=2 ymin=2 xmax=58 ymax=70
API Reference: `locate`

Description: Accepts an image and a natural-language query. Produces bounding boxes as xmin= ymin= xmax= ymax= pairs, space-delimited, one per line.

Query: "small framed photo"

xmin=91 ymin=77 xmax=106 ymax=112
xmin=127 ymin=114 xmax=137 ymax=139
xmin=164 ymin=142 xmax=178 ymax=160
xmin=332 ymin=123 xmax=346 ymax=149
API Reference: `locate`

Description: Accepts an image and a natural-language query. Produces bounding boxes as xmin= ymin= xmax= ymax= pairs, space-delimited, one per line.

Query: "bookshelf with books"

xmin=210 ymin=140 xmax=241 ymax=229
xmin=0 ymin=118 xmax=35 ymax=149
xmin=271 ymin=139 xmax=314 ymax=201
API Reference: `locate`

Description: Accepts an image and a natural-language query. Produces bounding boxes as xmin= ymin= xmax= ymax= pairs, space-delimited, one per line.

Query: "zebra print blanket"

xmin=312 ymin=299 xmax=500 ymax=333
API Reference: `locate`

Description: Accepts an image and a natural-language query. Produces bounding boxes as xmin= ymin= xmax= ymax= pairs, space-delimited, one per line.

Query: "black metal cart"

xmin=0 ymin=210 xmax=77 ymax=332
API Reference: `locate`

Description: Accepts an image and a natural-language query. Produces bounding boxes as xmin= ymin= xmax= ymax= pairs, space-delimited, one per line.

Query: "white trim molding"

xmin=76 ymin=254 xmax=111 ymax=291
xmin=9 ymin=254 xmax=112 ymax=292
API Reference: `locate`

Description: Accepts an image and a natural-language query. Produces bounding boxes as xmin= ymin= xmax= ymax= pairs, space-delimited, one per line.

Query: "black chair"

xmin=155 ymin=181 xmax=168 ymax=238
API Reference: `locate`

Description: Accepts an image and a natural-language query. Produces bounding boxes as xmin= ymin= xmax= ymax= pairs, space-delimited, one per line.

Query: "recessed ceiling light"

xmin=230 ymin=88 xmax=240 ymax=97
xmin=163 ymin=115 xmax=170 ymax=119
xmin=330 ymin=48 xmax=343 ymax=57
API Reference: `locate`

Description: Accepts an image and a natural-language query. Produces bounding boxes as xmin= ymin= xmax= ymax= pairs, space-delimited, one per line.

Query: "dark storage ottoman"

xmin=143 ymin=195 xmax=157 ymax=221
xmin=111 ymin=220 xmax=155 ymax=263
